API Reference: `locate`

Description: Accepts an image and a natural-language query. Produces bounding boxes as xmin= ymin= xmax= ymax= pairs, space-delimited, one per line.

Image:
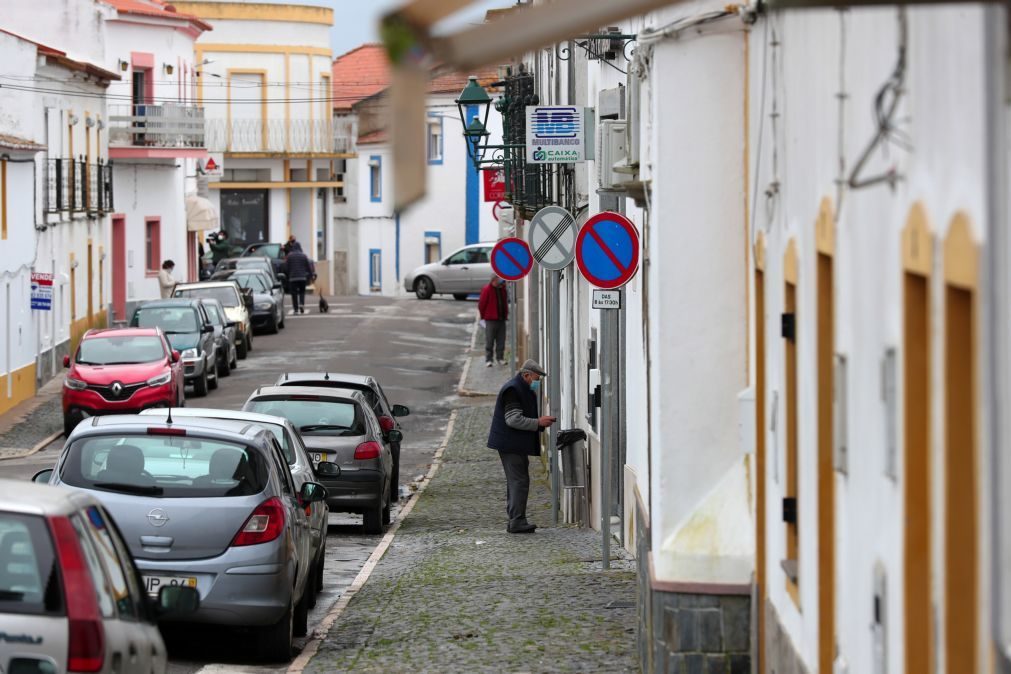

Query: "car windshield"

xmin=175 ymin=286 xmax=240 ymax=308
xmin=232 ymin=273 xmax=270 ymax=292
xmin=245 ymin=397 xmax=364 ymax=436
xmin=0 ymin=512 xmax=61 ymax=616
xmin=132 ymin=307 xmax=198 ymax=333
xmin=203 ymin=303 xmax=224 ymax=326
xmin=61 ymin=435 xmax=269 ymax=498
xmin=245 ymin=244 xmax=281 ymax=259
xmin=77 ymin=335 xmax=165 ymax=365
xmin=236 ymin=259 xmax=270 ymax=272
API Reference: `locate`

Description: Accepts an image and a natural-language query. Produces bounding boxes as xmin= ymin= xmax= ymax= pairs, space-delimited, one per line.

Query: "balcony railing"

xmin=205 ymin=118 xmax=355 ymax=154
xmin=108 ymin=104 xmax=205 ymax=149
xmin=45 ymin=158 xmax=114 ymax=215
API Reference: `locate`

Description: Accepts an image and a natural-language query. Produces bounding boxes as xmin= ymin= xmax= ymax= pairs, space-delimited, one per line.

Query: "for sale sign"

xmin=31 ymin=272 xmax=53 ymax=311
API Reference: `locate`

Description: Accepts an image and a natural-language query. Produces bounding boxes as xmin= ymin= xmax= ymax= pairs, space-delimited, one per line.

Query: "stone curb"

xmin=0 ymin=430 xmax=63 ymax=462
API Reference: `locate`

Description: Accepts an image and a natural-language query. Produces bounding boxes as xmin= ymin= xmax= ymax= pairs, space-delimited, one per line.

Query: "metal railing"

xmin=205 ymin=118 xmax=355 ymax=154
xmin=45 ymin=158 xmax=114 ymax=214
xmin=108 ymin=104 xmax=205 ymax=148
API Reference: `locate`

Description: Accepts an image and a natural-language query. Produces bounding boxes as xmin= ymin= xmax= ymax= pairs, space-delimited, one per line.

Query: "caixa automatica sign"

xmin=525 ymin=106 xmax=588 ymax=163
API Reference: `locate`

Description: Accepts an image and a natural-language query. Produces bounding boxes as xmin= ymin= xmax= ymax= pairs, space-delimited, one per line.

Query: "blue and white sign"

xmin=30 ymin=272 xmax=53 ymax=311
xmin=525 ymin=106 xmax=586 ymax=163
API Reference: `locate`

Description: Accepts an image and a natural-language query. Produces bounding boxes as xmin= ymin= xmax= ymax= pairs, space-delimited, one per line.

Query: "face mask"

xmin=529 ymin=380 xmax=541 ymax=393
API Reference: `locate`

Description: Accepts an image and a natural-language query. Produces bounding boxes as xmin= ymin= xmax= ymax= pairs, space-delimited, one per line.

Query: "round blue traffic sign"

xmin=574 ymin=212 xmax=640 ymax=289
xmin=491 ymin=237 xmax=534 ymax=281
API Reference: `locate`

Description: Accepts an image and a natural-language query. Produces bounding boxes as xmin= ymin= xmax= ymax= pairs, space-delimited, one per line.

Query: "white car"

xmin=173 ymin=281 xmax=253 ymax=359
xmin=402 ymin=243 xmax=494 ymax=300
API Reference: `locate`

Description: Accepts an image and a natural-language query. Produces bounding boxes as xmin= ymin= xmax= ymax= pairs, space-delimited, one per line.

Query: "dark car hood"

xmin=165 ymin=333 xmax=199 ymax=351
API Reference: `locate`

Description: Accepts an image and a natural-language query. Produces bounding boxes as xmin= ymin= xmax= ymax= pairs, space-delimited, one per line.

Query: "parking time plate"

xmin=309 ymin=452 xmax=328 ymax=465
xmin=144 ymin=574 xmax=197 ymax=596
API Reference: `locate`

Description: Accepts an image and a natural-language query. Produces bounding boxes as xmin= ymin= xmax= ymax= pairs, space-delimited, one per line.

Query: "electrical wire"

xmin=0 ymin=82 xmax=384 ymax=104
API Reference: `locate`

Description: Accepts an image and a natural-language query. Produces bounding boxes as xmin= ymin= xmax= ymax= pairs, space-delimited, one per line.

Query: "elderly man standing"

xmin=487 ymin=360 xmax=556 ymax=533
xmin=478 ymin=275 xmax=508 ymax=367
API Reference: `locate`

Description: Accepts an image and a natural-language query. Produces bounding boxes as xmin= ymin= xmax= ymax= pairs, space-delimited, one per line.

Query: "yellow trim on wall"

xmin=944 ymin=211 xmax=979 ymax=290
xmin=815 ymin=197 xmax=834 ymax=255
xmin=197 ymin=44 xmax=331 ymax=56
xmin=754 ymin=231 xmax=765 ymax=272
xmin=784 ymin=238 xmax=798 ymax=284
xmin=172 ymin=2 xmax=334 ymax=25
xmin=903 ymin=202 xmax=934 ymax=276
xmin=209 ymin=180 xmax=344 ymax=190
xmin=0 ymin=362 xmax=38 ymax=417
xmin=226 ymin=69 xmax=269 ymax=151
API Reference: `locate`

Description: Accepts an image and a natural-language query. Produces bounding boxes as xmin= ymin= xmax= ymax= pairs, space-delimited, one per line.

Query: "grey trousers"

xmin=485 ymin=319 xmax=506 ymax=362
xmin=498 ymin=451 xmax=530 ymax=523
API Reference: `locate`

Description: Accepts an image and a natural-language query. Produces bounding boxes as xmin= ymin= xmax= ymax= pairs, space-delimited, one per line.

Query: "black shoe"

xmin=507 ymin=520 xmax=536 ymax=534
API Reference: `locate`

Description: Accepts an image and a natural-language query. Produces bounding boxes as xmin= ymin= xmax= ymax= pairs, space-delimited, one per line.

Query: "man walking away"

xmin=487 ymin=360 xmax=556 ymax=533
xmin=285 ymin=242 xmax=315 ymax=314
xmin=478 ymin=275 xmax=508 ymax=367
xmin=158 ymin=260 xmax=176 ymax=299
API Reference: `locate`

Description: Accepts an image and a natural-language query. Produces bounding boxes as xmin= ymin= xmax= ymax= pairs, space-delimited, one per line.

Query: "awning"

xmin=185 ymin=194 xmax=218 ymax=232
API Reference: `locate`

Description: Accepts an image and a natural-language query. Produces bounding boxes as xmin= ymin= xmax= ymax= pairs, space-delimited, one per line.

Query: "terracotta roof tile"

xmin=101 ymin=0 xmax=212 ymax=32
xmin=357 ymin=129 xmax=389 ymax=145
xmin=0 ymin=133 xmax=45 ymax=152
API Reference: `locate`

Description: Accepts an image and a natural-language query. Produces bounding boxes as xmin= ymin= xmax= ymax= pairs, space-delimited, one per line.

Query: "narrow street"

xmin=0 ymin=295 xmax=478 ymax=673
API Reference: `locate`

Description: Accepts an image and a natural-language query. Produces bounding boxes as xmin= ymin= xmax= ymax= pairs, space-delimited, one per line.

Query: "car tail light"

xmin=378 ymin=416 xmax=395 ymax=433
xmin=147 ymin=427 xmax=186 ymax=436
xmin=231 ymin=497 xmax=286 ymax=547
xmin=48 ymin=516 xmax=105 ymax=673
xmin=354 ymin=441 xmax=382 ymax=460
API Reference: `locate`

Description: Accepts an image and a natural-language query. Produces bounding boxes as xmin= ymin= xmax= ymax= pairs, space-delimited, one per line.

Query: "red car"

xmin=62 ymin=327 xmax=185 ymax=436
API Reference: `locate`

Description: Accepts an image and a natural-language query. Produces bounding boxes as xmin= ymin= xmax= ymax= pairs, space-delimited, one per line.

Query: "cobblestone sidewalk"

xmin=460 ymin=318 xmax=515 ymax=396
xmin=0 ymin=377 xmax=64 ymax=456
xmin=304 ymin=403 xmax=639 ymax=673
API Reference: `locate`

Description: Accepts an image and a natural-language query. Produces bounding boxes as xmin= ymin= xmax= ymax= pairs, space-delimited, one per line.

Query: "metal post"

xmin=549 ymin=269 xmax=561 ymax=525
xmin=599 ymin=289 xmax=619 ymax=569
xmin=509 ymin=281 xmax=518 ymax=372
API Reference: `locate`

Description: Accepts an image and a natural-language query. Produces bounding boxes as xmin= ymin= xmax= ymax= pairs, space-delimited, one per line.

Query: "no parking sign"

xmin=490 ymin=238 xmax=533 ymax=281
xmin=574 ymin=212 xmax=640 ymax=289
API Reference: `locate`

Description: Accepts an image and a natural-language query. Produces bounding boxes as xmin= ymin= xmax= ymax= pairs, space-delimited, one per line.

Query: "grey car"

xmin=402 ymin=242 xmax=494 ymax=300
xmin=213 ymin=269 xmax=285 ymax=334
xmin=243 ymin=386 xmax=398 ymax=535
xmin=0 ymin=479 xmax=198 ymax=674
xmin=199 ymin=298 xmax=238 ymax=378
xmin=140 ymin=407 xmax=335 ymax=607
xmin=275 ymin=372 xmax=410 ymax=502
xmin=131 ymin=299 xmax=219 ymax=397
xmin=33 ymin=415 xmax=327 ymax=662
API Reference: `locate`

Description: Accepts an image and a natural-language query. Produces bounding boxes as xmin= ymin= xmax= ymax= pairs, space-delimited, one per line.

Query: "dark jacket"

xmin=478 ymin=283 xmax=508 ymax=321
xmin=285 ymin=249 xmax=315 ymax=282
xmin=210 ymin=239 xmax=231 ymax=265
xmin=487 ymin=374 xmax=540 ymax=456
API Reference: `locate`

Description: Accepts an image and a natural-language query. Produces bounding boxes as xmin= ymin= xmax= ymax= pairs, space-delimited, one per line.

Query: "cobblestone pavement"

xmin=0 ymin=378 xmax=63 ymax=455
xmin=304 ymin=403 xmax=639 ymax=674
xmin=460 ymin=316 xmax=515 ymax=396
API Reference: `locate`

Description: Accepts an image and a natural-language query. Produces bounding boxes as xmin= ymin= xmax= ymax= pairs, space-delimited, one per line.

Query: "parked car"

xmin=130 ymin=299 xmax=219 ymax=397
xmin=214 ymin=256 xmax=284 ymax=290
xmin=211 ymin=269 xmax=285 ymax=333
xmin=243 ymin=386 xmax=398 ymax=535
xmin=276 ymin=372 xmax=410 ymax=502
xmin=62 ymin=328 xmax=184 ymax=437
xmin=33 ymin=415 xmax=327 ymax=662
xmin=240 ymin=244 xmax=288 ymax=289
xmin=0 ymin=479 xmax=198 ymax=674
xmin=402 ymin=242 xmax=494 ymax=300
xmin=140 ymin=408 xmax=337 ymax=607
xmin=199 ymin=298 xmax=239 ymax=378
xmin=172 ymin=281 xmax=253 ymax=359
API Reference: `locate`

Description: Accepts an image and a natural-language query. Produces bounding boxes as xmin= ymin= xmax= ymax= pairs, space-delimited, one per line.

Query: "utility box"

xmin=597 ymin=120 xmax=630 ymax=191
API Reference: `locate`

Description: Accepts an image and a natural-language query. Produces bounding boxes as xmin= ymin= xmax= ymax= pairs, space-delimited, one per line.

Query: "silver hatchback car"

xmin=0 ymin=479 xmax=198 ymax=674
xmin=243 ymin=386 xmax=398 ymax=535
xmin=402 ymin=242 xmax=494 ymax=300
xmin=34 ymin=415 xmax=326 ymax=662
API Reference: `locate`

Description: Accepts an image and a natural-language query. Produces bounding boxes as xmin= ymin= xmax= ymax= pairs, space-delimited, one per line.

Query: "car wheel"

xmin=218 ymin=351 xmax=231 ymax=377
xmin=278 ymin=306 xmax=285 ymax=329
xmin=230 ymin=346 xmax=238 ymax=369
xmin=382 ymin=493 xmax=391 ymax=526
xmin=314 ymin=546 xmax=325 ymax=595
xmin=193 ymin=367 xmax=209 ymax=397
xmin=414 ymin=276 xmax=434 ymax=300
xmin=267 ymin=315 xmax=279 ymax=335
xmin=246 ymin=333 xmax=253 ymax=352
xmin=390 ymin=444 xmax=400 ymax=503
xmin=259 ymin=600 xmax=293 ymax=662
xmin=363 ymin=501 xmax=385 ymax=534
xmin=293 ymin=586 xmax=309 ymax=637
xmin=453 ymin=293 xmax=468 ymax=301
xmin=236 ymin=337 xmax=248 ymax=360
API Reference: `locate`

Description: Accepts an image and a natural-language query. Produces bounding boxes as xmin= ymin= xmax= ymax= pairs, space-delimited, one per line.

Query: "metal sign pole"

xmin=549 ymin=269 xmax=561 ymax=525
xmin=509 ymin=281 xmax=518 ymax=372
xmin=599 ymin=289 xmax=620 ymax=570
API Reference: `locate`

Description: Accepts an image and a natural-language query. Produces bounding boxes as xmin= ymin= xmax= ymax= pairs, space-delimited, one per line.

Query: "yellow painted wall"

xmin=0 ymin=362 xmax=37 ymax=417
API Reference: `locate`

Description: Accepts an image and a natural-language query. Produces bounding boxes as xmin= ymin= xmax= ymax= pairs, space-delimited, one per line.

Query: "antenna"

xmin=166 ymin=405 xmax=173 ymax=425
xmin=323 ymin=371 xmax=329 ymax=380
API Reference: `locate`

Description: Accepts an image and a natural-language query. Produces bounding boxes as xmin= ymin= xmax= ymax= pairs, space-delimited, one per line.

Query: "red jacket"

xmin=478 ymin=283 xmax=508 ymax=321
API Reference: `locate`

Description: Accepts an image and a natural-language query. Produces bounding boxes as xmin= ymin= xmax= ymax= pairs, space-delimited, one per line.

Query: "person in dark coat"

xmin=487 ymin=359 xmax=556 ymax=533
xmin=477 ymin=275 xmax=508 ymax=367
xmin=209 ymin=231 xmax=230 ymax=266
xmin=284 ymin=242 xmax=315 ymax=314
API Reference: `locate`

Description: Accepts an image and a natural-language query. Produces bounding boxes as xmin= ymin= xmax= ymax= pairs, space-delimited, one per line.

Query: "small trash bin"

xmin=556 ymin=428 xmax=588 ymax=526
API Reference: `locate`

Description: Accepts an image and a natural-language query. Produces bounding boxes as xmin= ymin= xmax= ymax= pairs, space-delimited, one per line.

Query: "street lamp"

xmin=463 ymin=115 xmax=490 ymax=167
xmin=456 ymin=76 xmax=492 ymax=169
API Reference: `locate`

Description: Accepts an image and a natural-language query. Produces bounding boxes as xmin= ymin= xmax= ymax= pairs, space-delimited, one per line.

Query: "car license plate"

xmin=144 ymin=574 xmax=197 ymax=596
xmin=309 ymin=452 xmax=328 ymax=465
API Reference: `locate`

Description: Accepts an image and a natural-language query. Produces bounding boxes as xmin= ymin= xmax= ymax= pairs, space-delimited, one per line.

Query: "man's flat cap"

xmin=520 ymin=359 xmax=547 ymax=376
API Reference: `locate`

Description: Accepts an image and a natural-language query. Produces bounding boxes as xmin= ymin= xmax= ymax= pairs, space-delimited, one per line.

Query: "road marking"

xmin=286 ymin=409 xmax=459 ymax=674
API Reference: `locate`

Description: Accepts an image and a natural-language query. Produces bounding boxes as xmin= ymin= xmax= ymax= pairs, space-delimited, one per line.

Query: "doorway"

xmin=111 ymin=215 xmax=126 ymax=321
xmin=220 ymin=189 xmax=269 ymax=249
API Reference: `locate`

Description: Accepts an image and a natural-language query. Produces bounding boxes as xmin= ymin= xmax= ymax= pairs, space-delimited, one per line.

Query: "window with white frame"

xmin=427 ymin=118 xmax=443 ymax=164
xmin=369 ymin=249 xmax=381 ymax=290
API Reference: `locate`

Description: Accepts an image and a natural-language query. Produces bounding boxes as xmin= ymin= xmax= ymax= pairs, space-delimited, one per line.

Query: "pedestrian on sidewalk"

xmin=285 ymin=242 xmax=315 ymax=314
xmin=487 ymin=359 xmax=556 ymax=533
xmin=478 ymin=275 xmax=508 ymax=367
xmin=158 ymin=260 xmax=176 ymax=299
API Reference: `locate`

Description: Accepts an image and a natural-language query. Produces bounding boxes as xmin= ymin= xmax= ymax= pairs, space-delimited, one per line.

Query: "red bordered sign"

xmin=574 ymin=212 xmax=640 ymax=290
xmin=490 ymin=237 xmax=534 ymax=281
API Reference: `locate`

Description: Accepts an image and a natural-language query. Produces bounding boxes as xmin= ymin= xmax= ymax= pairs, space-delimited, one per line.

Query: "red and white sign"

xmin=30 ymin=272 xmax=53 ymax=311
xmin=492 ymin=200 xmax=511 ymax=222
xmin=574 ymin=212 xmax=640 ymax=290
xmin=483 ymin=169 xmax=506 ymax=202
xmin=202 ymin=153 xmax=223 ymax=177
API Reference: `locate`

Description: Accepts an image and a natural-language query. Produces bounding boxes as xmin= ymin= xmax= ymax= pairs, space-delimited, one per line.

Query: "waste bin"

xmin=557 ymin=428 xmax=588 ymax=526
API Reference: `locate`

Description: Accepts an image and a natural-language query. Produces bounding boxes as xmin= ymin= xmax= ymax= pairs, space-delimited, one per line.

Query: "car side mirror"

xmin=314 ymin=461 xmax=340 ymax=478
xmin=387 ymin=429 xmax=403 ymax=444
xmin=298 ymin=481 xmax=329 ymax=504
xmin=155 ymin=585 xmax=200 ymax=619
xmin=171 ymin=350 xmax=181 ymax=363
xmin=32 ymin=469 xmax=54 ymax=484
xmin=201 ymin=324 xmax=214 ymax=333
xmin=63 ymin=355 xmax=71 ymax=368
xmin=225 ymin=321 xmax=237 ymax=328
xmin=392 ymin=404 xmax=410 ymax=417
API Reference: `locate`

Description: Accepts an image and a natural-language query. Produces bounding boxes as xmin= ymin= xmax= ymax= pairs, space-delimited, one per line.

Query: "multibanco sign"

xmin=526 ymin=106 xmax=587 ymax=163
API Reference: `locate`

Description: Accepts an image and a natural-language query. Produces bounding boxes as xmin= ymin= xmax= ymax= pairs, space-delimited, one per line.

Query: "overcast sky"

xmin=316 ymin=0 xmax=515 ymax=57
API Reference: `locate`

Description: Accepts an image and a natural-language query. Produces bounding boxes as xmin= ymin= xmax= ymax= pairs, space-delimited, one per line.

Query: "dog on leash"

xmin=318 ymin=296 xmax=330 ymax=313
